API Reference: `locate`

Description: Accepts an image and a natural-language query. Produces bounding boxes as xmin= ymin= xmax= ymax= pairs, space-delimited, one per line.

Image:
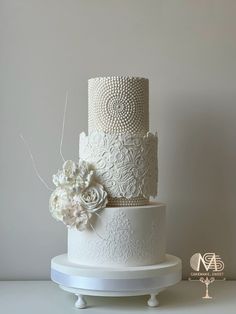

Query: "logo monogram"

xmin=188 ymin=252 xmax=225 ymax=299
xmin=190 ymin=253 xmax=224 ymax=272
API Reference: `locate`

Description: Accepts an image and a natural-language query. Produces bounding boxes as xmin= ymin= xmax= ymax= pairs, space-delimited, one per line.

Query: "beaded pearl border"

xmin=88 ymin=76 xmax=149 ymax=134
xmin=107 ymin=196 xmax=149 ymax=207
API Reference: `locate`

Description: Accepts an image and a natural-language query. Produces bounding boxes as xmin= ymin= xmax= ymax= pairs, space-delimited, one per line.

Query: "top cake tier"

xmin=88 ymin=76 xmax=149 ymax=134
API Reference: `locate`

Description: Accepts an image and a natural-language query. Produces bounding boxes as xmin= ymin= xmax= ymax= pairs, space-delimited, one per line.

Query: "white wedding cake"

xmin=50 ymin=76 xmax=166 ymax=268
xmin=50 ymin=77 xmax=182 ymax=309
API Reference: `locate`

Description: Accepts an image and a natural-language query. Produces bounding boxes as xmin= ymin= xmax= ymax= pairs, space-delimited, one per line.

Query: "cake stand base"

xmin=51 ymin=254 xmax=182 ymax=308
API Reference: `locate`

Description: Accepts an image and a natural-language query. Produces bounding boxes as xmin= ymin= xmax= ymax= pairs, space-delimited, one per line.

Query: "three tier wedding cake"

xmin=50 ymin=77 xmax=181 ymax=308
xmin=49 ymin=76 xmax=165 ymax=267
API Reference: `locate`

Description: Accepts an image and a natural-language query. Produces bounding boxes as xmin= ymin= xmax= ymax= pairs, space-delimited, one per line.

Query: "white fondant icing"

xmin=68 ymin=203 xmax=166 ymax=267
xmin=79 ymin=131 xmax=158 ymax=204
xmin=88 ymin=76 xmax=149 ymax=134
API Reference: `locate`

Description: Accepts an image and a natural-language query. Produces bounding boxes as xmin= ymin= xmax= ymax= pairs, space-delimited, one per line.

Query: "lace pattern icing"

xmin=79 ymin=131 xmax=158 ymax=200
xmin=68 ymin=208 xmax=166 ymax=266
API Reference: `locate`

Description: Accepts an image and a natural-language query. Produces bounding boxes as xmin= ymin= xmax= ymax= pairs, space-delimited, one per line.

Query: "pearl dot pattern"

xmin=88 ymin=77 xmax=149 ymax=134
xmin=108 ymin=196 xmax=149 ymax=207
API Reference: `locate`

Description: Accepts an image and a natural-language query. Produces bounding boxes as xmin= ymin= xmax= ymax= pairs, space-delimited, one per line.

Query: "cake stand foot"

xmin=75 ymin=294 xmax=87 ymax=309
xmin=147 ymin=293 xmax=159 ymax=307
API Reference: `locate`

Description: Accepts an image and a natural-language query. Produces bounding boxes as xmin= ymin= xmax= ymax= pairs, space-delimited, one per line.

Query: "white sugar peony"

xmin=75 ymin=160 xmax=94 ymax=190
xmin=52 ymin=160 xmax=78 ymax=187
xmin=52 ymin=160 xmax=94 ymax=191
xmin=49 ymin=188 xmax=92 ymax=230
xmin=49 ymin=186 xmax=73 ymax=221
xmin=63 ymin=160 xmax=78 ymax=177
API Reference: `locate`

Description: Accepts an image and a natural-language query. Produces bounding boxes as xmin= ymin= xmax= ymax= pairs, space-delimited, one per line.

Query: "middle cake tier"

xmin=79 ymin=131 xmax=158 ymax=206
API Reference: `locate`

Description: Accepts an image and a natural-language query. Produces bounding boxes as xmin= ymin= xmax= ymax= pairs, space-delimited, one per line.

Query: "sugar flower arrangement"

xmin=49 ymin=159 xmax=108 ymax=231
xmin=21 ymin=93 xmax=108 ymax=232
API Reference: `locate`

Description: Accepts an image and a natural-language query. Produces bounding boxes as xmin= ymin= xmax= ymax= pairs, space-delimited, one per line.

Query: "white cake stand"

xmin=51 ymin=254 xmax=181 ymax=309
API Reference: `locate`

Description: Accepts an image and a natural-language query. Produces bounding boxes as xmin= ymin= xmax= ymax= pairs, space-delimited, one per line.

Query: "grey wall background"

xmin=1 ymin=0 xmax=235 ymax=280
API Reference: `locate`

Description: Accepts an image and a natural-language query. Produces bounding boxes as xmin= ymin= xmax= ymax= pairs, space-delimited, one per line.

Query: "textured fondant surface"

xmin=79 ymin=131 xmax=158 ymax=204
xmin=88 ymin=76 xmax=149 ymax=134
xmin=68 ymin=203 xmax=166 ymax=267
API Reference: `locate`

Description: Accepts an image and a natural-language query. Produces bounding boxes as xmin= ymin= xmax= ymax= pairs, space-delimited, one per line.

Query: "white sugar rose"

xmin=49 ymin=186 xmax=73 ymax=221
xmin=75 ymin=160 xmax=94 ymax=190
xmin=78 ymin=183 xmax=108 ymax=213
xmin=62 ymin=207 xmax=91 ymax=231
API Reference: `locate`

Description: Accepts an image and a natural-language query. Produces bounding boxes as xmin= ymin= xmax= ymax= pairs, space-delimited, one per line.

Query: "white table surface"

xmin=0 ymin=280 xmax=235 ymax=313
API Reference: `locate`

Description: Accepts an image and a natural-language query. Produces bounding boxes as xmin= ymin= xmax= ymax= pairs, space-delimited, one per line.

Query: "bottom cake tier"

xmin=68 ymin=202 xmax=166 ymax=267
